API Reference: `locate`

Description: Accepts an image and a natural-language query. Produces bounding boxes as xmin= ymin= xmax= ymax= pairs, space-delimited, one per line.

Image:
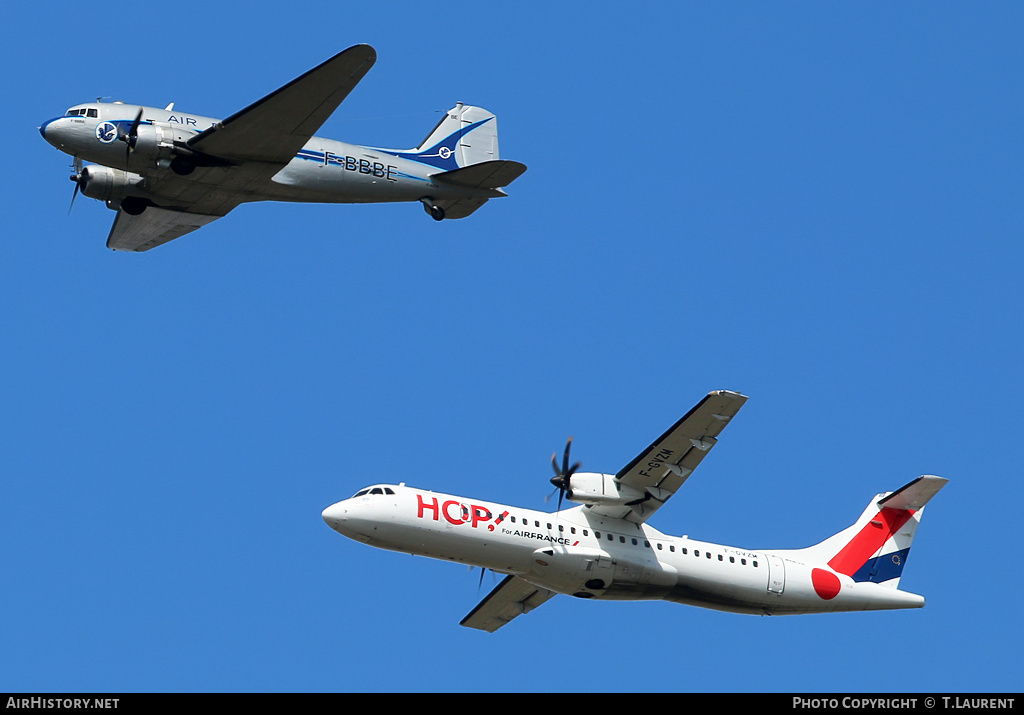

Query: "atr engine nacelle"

xmin=78 ymin=165 xmax=145 ymax=203
xmin=565 ymin=472 xmax=663 ymax=507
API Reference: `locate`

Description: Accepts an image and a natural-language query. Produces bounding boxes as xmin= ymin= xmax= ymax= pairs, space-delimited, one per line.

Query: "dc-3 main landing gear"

xmin=420 ymin=197 xmax=446 ymax=221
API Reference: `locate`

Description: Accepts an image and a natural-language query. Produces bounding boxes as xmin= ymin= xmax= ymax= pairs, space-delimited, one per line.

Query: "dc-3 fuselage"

xmin=322 ymin=391 xmax=948 ymax=632
xmin=39 ymin=44 xmax=526 ymax=252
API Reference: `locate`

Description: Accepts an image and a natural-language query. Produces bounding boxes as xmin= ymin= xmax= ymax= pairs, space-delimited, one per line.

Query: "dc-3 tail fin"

xmin=803 ymin=475 xmax=948 ymax=589
xmin=403 ymin=103 xmax=527 ymax=220
xmin=414 ymin=103 xmax=501 ymax=170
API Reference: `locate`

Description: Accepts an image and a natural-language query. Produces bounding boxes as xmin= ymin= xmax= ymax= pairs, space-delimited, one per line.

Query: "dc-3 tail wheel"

xmin=420 ymin=198 xmax=446 ymax=221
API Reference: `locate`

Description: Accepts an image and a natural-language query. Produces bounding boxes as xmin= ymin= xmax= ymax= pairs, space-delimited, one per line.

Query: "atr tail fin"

xmin=406 ymin=103 xmax=500 ymax=171
xmin=804 ymin=476 xmax=948 ymax=589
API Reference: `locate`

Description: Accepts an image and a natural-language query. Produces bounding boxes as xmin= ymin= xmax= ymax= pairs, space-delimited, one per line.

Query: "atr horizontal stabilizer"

xmin=877 ymin=475 xmax=948 ymax=511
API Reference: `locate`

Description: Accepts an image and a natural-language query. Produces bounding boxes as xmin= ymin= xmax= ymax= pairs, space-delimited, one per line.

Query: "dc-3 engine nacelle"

xmin=128 ymin=123 xmax=196 ymax=168
xmin=78 ymin=166 xmax=145 ymax=204
xmin=566 ymin=472 xmax=663 ymax=507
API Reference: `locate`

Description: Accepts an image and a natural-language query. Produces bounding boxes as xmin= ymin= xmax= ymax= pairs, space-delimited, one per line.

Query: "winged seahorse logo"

xmin=96 ymin=121 xmax=118 ymax=144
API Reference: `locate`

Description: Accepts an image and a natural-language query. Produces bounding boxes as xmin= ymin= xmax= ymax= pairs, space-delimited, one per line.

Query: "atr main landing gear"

xmin=420 ymin=197 xmax=446 ymax=221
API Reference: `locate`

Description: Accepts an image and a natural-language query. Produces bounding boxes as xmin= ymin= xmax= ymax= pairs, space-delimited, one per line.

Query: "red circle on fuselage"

xmin=812 ymin=568 xmax=841 ymax=600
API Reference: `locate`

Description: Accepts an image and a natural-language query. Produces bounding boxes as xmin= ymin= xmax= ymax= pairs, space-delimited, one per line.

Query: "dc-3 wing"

xmin=186 ymin=44 xmax=376 ymax=164
xmin=591 ymin=390 xmax=749 ymax=524
xmin=460 ymin=575 xmax=557 ymax=632
xmin=110 ymin=45 xmax=377 ymax=252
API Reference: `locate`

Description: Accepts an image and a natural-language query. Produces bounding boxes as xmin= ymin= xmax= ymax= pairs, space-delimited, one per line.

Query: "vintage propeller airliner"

xmin=39 ymin=44 xmax=526 ymax=251
xmin=323 ymin=390 xmax=947 ymax=632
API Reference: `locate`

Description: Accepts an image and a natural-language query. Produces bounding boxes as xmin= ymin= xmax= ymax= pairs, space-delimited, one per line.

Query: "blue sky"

xmin=3 ymin=2 xmax=1022 ymax=693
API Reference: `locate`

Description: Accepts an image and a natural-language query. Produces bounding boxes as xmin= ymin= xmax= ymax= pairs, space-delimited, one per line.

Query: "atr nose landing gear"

xmin=420 ymin=197 xmax=446 ymax=221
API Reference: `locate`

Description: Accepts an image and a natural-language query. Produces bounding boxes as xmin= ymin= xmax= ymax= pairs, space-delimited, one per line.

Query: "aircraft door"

xmin=767 ymin=555 xmax=785 ymax=594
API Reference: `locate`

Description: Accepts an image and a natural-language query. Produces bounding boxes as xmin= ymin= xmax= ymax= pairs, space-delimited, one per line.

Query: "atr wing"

xmin=590 ymin=390 xmax=748 ymax=524
xmin=460 ymin=575 xmax=557 ymax=633
xmin=106 ymin=206 xmax=224 ymax=252
xmin=187 ymin=44 xmax=377 ymax=164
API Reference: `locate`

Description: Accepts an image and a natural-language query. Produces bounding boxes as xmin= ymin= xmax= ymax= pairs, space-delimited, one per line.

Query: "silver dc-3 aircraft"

xmin=39 ymin=44 xmax=526 ymax=252
xmin=323 ymin=390 xmax=948 ymax=632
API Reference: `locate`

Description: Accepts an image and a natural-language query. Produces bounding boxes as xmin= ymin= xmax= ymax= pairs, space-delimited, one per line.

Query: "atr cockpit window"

xmin=353 ymin=489 xmax=370 ymax=497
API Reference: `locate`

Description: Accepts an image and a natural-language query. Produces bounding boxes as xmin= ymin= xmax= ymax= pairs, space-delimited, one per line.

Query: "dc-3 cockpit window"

xmin=64 ymin=108 xmax=98 ymax=118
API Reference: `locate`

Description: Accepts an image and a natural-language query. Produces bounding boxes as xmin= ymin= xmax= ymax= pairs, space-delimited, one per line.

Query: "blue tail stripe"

xmin=376 ymin=116 xmax=494 ymax=171
xmin=851 ymin=548 xmax=911 ymax=584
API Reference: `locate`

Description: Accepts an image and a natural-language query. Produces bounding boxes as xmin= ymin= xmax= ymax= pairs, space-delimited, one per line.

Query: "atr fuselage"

xmin=321 ymin=483 xmax=925 ymax=616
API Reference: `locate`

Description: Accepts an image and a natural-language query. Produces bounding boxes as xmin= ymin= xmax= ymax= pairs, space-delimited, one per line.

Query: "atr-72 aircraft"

xmin=38 ymin=44 xmax=526 ymax=252
xmin=322 ymin=390 xmax=947 ymax=632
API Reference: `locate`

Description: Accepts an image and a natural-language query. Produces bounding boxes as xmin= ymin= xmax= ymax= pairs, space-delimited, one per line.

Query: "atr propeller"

xmin=549 ymin=437 xmax=581 ymax=511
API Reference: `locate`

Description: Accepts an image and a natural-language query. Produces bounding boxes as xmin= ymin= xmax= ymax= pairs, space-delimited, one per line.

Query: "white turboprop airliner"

xmin=39 ymin=44 xmax=526 ymax=251
xmin=322 ymin=390 xmax=948 ymax=632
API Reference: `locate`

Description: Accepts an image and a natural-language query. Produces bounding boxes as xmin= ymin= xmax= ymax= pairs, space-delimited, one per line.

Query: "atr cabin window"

xmin=657 ymin=543 xmax=663 ymax=550
xmin=706 ymin=552 xmax=712 ymax=559
xmin=619 ymin=536 xmax=626 ymax=543
xmin=718 ymin=554 xmax=723 ymax=561
xmin=729 ymin=556 xmax=735 ymax=563
xmin=583 ymin=530 xmax=589 ymax=537
xmin=510 ymin=516 xmax=516 ymax=523
xmin=694 ymin=550 xmax=700 ymax=557
xmin=631 ymin=538 xmax=638 ymax=545
xmin=741 ymin=559 xmax=747 ymax=565
xmin=535 ymin=521 xmax=540 ymax=528
xmin=607 ymin=534 xmax=614 ymax=541
xmin=753 ymin=561 xmax=759 ymax=567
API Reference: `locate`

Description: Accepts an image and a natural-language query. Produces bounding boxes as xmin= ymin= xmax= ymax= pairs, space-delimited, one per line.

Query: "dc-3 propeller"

xmin=548 ymin=437 xmax=581 ymax=511
xmin=68 ymin=157 xmax=83 ymax=214
xmin=118 ymin=108 xmax=144 ymax=165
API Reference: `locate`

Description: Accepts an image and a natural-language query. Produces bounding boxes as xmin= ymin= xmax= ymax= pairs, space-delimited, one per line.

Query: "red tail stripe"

xmin=828 ymin=507 xmax=915 ymax=576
